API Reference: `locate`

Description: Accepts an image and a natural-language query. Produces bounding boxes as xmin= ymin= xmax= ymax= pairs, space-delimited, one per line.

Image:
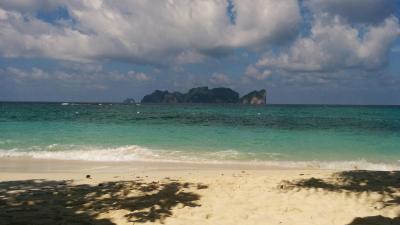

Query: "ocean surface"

xmin=1 ymin=102 xmax=400 ymax=170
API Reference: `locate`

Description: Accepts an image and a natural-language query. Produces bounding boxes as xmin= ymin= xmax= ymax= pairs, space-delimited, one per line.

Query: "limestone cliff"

xmin=240 ymin=89 xmax=266 ymax=105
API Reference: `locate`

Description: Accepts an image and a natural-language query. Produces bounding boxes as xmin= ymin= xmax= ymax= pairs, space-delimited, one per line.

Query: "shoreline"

xmin=0 ymin=155 xmax=399 ymax=172
xmin=0 ymin=157 xmax=320 ymax=174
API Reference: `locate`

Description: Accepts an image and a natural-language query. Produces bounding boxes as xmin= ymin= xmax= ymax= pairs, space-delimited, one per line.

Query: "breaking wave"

xmin=0 ymin=144 xmax=399 ymax=171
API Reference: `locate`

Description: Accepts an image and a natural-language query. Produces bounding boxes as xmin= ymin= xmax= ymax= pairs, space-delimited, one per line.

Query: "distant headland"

xmin=124 ymin=87 xmax=267 ymax=105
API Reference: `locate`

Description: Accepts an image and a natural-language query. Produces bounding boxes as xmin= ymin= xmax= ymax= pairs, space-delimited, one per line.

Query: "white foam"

xmin=0 ymin=145 xmax=160 ymax=162
xmin=0 ymin=145 xmax=399 ymax=171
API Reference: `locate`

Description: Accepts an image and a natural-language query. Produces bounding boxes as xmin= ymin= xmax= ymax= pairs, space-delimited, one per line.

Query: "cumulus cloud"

xmin=255 ymin=16 xmax=400 ymax=73
xmin=0 ymin=0 xmax=300 ymax=64
xmin=175 ymin=50 xmax=205 ymax=64
xmin=127 ymin=71 xmax=151 ymax=81
xmin=3 ymin=65 xmax=151 ymax=87
xmin=0 ymin=0 xmax=62 ymax=13
xmin=209 ymin=72 xmax=232 ymax=85
xmin=0 ymin=9 xmax=93 ymax=61
xmin=222 ymin=0 xmax=300 ymax=47
xmin=108 ymin=70 xmax=152 ymax=82
xmin=6 ymin=67 xmax=49 ymax=81
xmin=1 ymin=0 xmax=399 ymax=99
xmin=245 ymin=65 xmax=271 ymax=80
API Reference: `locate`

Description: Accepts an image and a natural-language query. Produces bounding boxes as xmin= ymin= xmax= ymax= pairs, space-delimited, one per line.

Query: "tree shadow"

xmin=0 ymin=179 xmax=207 ymax=225
xmin=346 ymin=215 xmax=400 ymax=225
xmin=279 ymin=170 xmax=400 ymax=225
xmin=280 ymin=170 xmax=400 ymax=197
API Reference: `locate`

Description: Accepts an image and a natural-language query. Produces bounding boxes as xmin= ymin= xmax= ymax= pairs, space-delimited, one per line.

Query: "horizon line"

xmin=0 ymin=100 xmax=399 ymax=107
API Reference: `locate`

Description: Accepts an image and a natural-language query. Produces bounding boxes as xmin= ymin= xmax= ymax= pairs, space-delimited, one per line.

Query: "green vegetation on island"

xmin=139 ymin=87 xmax=266 ymax=105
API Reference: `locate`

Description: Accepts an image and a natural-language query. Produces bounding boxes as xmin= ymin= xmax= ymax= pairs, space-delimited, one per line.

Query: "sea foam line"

xmin=0 ymin=145 xmax=399 ymax=171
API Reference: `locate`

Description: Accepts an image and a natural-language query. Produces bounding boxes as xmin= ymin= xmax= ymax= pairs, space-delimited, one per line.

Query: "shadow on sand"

xmin=0 ymin=179 xmax=207 ymax=225
xmin=280 ymin=170 xmax=400 ymax=225
xmin=345 ymin=215 xmax=400 ymax=225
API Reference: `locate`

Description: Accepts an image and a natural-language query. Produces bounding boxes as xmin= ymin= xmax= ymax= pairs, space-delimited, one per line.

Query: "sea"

xmin=1 ymin=102 xmax=400 ymax=170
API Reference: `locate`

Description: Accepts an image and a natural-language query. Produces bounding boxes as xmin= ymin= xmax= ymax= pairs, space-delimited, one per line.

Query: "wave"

xmin=0 ymin=145 xmax=161 ymax=162
xmin=0 ymin=144 xmax=399 ymax=171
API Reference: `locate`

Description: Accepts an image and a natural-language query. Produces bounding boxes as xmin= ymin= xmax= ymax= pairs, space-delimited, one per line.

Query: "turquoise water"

xmin=1 ymin=102 xmax=400 ymax=169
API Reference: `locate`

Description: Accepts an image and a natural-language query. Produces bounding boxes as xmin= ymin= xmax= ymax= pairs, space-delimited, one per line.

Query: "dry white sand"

xmin=0 ymin=158 xmax=399 ymax=225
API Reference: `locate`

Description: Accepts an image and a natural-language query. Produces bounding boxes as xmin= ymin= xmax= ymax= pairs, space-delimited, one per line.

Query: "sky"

xmin=0 ymin=0 xmax=400 ymax=104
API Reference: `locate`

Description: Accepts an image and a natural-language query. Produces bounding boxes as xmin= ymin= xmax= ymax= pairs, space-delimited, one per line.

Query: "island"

xmin=140 ymin=87 xmax=266 ymax=105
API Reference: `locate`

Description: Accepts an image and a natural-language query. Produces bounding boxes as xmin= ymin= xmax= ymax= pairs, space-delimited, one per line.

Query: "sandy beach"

xmin=1 ymin=0 xmax=399 ymax=224
xmin=1 ymin=158 xmax=399 ymax=225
